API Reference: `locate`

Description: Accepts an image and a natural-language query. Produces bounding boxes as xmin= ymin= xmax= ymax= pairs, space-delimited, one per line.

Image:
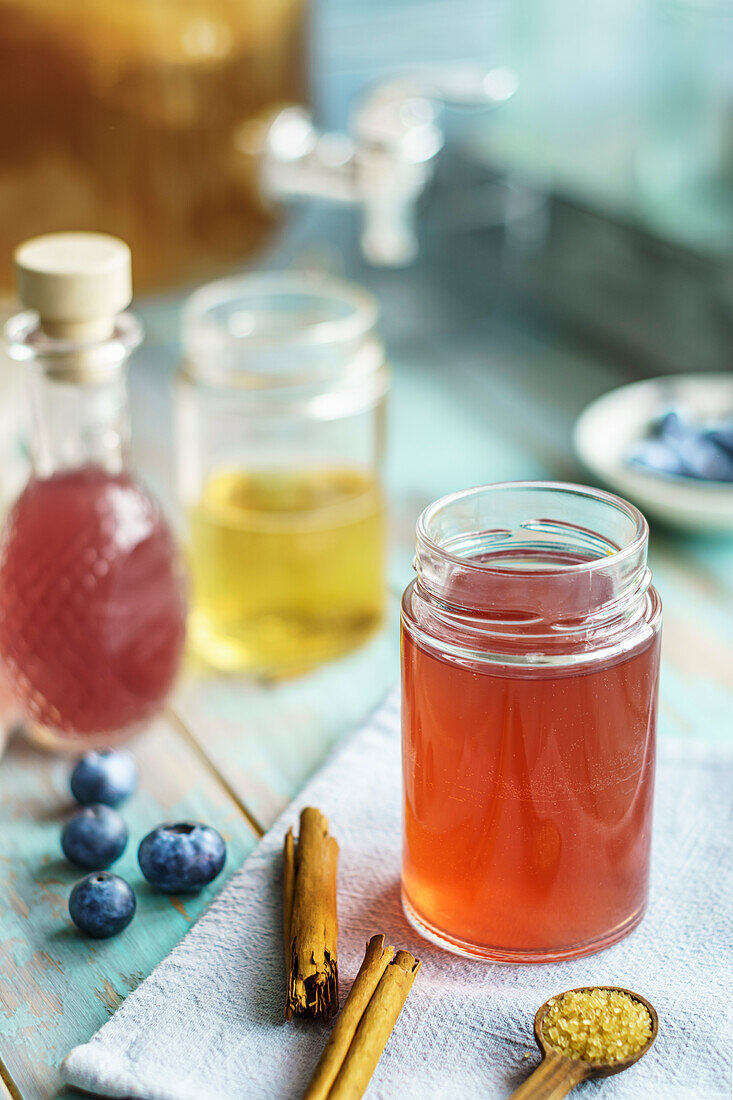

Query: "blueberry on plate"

xmin=705 ymin=423 xmax=733 ymax=459
xmin=138 ymin=822 xmax=226 ymax=894
xmin=629 ymin=438 xmax=688 ymax=478
xmin=62 ymin=804 xmax=128 ymax=870
xmin=677 ymin=435 xmax=733 ymax=482
xmin=70 ymin=749 xmax=138 ymax=807
xmin=653 ymin=409 xmax=687 ymax=440
xmin=69 ymin=872 xmax=136 ymax=938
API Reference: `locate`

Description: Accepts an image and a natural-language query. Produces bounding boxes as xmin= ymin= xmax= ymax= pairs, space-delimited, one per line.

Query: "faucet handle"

xmin=352 ymin=67 xmax=518 ymax=264
xmin=250 ymin=66 xmax=518 ymax=267
xmin=354 ymin=65 xmax=518 ymax=138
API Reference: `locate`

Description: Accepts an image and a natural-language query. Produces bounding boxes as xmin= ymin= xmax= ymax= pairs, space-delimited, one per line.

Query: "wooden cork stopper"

xmin=14 ymin=232 xmax=132 ymax=342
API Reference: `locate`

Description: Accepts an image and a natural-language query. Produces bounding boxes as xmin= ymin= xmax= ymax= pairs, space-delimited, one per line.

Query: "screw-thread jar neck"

xmin=181 ymin=272 xmax=388 ymax=416
xmin=404 ymin=481 xmax=660 ymax=669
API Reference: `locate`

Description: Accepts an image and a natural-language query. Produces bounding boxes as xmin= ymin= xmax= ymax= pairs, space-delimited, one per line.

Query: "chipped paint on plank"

xmin=168 ymin=896 xmax=190 ymax=921
xmin=94 ymin=980 xmax=123 ymax=1016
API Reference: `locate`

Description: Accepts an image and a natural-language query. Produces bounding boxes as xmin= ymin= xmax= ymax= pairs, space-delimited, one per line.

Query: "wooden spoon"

xmin=509 ymin=986 xmax=658 ymax=1100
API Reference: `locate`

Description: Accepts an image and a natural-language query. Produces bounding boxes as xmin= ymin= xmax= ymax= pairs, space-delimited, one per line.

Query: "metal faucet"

xmin=240 ymin=67 xmax=518 ymax=267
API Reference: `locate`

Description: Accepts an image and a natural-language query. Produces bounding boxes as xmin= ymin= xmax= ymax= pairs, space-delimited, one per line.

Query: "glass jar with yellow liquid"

xmin=176 ymin=273 xmax=389 ymax=676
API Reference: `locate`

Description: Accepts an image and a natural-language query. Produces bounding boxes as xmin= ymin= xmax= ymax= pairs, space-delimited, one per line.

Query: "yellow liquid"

xmin=187 ymin=467 xmax=386 ymax=675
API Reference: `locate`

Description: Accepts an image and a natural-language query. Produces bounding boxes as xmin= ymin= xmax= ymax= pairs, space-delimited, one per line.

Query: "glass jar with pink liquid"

xmin=401 ymin=482 xmax=662 ymax=962
xmin=0 ymin=233 xmax=187 ymax=750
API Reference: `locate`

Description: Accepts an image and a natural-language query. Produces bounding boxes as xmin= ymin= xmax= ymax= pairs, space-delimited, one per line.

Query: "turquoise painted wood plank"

xmin=174 ymin=602 xmax=398 ymax=828
xmin=0 ymin=718 xmax=259 ymax=1099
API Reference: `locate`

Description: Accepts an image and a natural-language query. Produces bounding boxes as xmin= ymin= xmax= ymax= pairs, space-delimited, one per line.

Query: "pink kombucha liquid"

xmin=0 ymin=466 xmax=186 ymax=744
xmin=401 ymin=554 xmax=661 ymax=962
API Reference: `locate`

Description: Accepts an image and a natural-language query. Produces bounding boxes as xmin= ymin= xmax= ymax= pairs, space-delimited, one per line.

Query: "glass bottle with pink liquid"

xmin=0 ymin=233 xmax=187 ymax=750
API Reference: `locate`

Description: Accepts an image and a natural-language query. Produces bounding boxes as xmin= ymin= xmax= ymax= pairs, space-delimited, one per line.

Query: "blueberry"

xmin=629 ymin=438 xmax=688 ymax=478
xmin=138 ymin=822 xmax=226 ymax=894
xmin=653 ymin=409 xmax=687 ymax=440
xmin=70 ymin=750 xmax=138 ymax=807
xmin=677 ymin=435 xmax=733 ymax=482
xmin=61 ymin=804 xmax=128 ymax=870
xmin=705 ymin=422 xmax=733 ymax=459
xmin=69 ymin=872 xmax=136 ymax=938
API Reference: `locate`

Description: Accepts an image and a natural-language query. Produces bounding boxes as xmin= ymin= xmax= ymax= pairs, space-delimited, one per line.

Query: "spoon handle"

xmin=509 ymin=1051 xmax=591 ymax=1100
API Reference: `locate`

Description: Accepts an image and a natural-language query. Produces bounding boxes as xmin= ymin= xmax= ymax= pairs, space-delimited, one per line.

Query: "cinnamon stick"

xmin=303 ymin=937 xmax=421 ymax=1100
xmin=283 ymin=827 xmax=296 ymax=961
xmin=284 ymin=807 xmax=339 ymax=1021
xmin=303 ymin=936 xmax=394 ymax=1100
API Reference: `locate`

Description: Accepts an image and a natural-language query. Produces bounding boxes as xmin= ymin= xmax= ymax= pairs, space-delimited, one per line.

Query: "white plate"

xmin=573 ymin=373 xmax=733 ymax=532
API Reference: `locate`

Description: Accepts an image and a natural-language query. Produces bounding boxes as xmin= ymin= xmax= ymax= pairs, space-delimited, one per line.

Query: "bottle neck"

xmin=28 ymin=366 xmax=130 ymax=478
xmin=3 ymin=309 xmax=142 ymax=480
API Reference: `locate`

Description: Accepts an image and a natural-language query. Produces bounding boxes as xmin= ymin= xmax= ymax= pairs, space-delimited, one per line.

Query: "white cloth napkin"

xmin=63 ymin=693 xmax=733 ymax=1100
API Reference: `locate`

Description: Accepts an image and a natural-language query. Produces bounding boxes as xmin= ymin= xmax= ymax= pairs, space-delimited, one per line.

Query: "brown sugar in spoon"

xmin=509 ymin=986 xmax=659 ymax=1100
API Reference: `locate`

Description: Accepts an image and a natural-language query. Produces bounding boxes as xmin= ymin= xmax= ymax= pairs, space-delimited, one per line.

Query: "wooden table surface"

xmin=1 ymin=262 xmax=732 ymax=1098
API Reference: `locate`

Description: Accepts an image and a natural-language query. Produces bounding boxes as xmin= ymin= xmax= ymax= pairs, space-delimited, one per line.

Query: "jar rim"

xmin=184 ymin=271 xmax=378 ymax=354
xmin=416 ymin=480 xmax=648 ymax=576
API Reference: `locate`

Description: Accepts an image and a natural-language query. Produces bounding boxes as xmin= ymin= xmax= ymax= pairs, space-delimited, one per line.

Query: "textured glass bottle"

xmin=402 ymin=482 xmax=662 ymax=962
xmin=176 ymin=273 xmax=389 ymax=676
xmin=0 ymin=234 xmax=187 ymax=749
